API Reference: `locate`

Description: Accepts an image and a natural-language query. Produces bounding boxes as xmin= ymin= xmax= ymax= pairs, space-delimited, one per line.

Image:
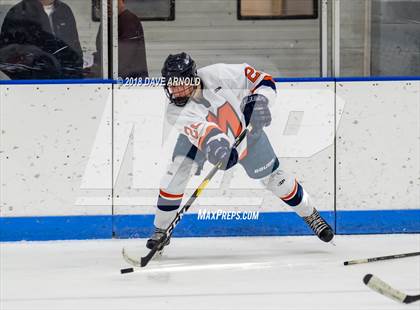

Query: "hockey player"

xmin=147 ymin=52 xmax=334 ymax=250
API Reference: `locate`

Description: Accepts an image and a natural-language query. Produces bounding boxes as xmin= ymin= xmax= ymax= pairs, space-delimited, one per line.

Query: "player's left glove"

xmin=241 ymin=94 xmax=272 ymax=131
xmin=205 ymin=136 xmax=238 ymax=170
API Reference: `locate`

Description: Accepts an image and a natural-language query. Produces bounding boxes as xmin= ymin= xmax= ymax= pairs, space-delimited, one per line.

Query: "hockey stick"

xmin=363 ymin=274 xmax=420 ymax=304
xmin=343 ymin=251 xmax=420 ymax=266
xmin=137 ymin=126 xmax=251 ymax=268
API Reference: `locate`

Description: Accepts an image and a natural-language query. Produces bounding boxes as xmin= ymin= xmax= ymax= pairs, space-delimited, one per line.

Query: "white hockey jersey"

xmin=165 ymin=63 xmax=277 ymax=159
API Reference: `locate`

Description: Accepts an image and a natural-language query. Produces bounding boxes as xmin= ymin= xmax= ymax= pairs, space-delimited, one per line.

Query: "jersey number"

xmin=245 ymin=66 xmax=261 ymax=83
xmin=184 ymin=122 xmax=201 ymax=139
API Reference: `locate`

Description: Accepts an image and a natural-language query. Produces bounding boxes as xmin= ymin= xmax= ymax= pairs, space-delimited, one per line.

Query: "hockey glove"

xmin=205 ymin=136 xmax=238 ymax=170
xmin=241 ymin=94 xmax=272 ymax=131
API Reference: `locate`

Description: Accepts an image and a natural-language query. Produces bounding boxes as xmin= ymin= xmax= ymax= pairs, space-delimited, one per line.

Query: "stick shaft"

xmin=344 ymin=251 xmax=420 ymax=265
xmin=166 ymin=127 xmax=249 ymax=239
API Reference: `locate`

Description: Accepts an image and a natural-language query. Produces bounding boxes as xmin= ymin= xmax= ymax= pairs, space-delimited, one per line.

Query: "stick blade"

xmin=122 ymin=248 xmax=141 ymax=267
xmin=363 ymin=274 xmax=407 ymax=303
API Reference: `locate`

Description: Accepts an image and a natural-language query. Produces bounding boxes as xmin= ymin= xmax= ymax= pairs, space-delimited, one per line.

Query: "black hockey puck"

xmin=120 ymin=267 xmax=134 ymax=274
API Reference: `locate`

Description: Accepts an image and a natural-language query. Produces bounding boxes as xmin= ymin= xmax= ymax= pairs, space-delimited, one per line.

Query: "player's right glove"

xmin=241 ymin=94 xmax=272 ymax=131
xmin=205 ymin=136 xmax=238 ymax=170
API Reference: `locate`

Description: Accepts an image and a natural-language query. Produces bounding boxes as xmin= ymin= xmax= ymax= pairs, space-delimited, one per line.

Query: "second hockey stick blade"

xmin=363 ymin=274 xmax=420 ymax=304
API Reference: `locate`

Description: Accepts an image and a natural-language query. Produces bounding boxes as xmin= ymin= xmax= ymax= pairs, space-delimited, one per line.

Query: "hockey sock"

xmin=261 ymin=169 xmax=314 ymax=217
xmin=154 ymin=156 xmax=198 ymax=229
xmin=154 ymin=189 xmax=184 ymax=229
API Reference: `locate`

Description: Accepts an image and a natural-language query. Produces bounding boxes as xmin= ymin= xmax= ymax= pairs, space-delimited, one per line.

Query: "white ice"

xmin=1 ymin=234 xmax=419 ymax=310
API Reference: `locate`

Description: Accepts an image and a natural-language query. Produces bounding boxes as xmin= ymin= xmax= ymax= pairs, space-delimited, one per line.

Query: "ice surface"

xmin=1 ymin=234 xmax=419 ymax=310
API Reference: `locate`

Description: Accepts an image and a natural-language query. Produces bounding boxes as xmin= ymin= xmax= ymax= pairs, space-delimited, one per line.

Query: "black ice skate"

xmin=303 ymin=209 xmax=334 ymax=242
xmin=146 ymin=227 xmax=170 ymax=251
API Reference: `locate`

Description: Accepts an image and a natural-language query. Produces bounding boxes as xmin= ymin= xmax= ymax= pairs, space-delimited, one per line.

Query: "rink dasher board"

xmin=0 ymin=78 xmax=419 ymax=241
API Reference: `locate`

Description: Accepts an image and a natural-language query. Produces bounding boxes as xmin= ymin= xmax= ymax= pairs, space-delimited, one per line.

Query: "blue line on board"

xmin=335 ymin=76 xmax=420 ymax=82
xmin=274 ymin=77 xmax=336 ymax=83
xmin=274 ymin=76 xmax=420 ymax=83
xmin=0 ymin=76 xmax=419 ymax=85
xmin=0 ymin=79 xmax=115 ymax=85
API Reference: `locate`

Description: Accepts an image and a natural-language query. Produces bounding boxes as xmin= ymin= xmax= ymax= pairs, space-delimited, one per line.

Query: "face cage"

xmin=164 ymin=84 xmax=192 ymax=107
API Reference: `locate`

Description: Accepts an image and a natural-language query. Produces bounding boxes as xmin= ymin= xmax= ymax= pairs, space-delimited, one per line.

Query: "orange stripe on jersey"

xmin=207 ymin=102 xmax=242 ymax=138
xmin=159 ymin=189 xmax=183 ymax=200
xmin=251 ymin=75 xmax=275 ymax=93
xmin=198 ymin=124 xmax=220 ymax=150
xmin=264 ymin=75 xmax=274 ymax=82
xmin=281 ymin=180 xmax=298 ymax=201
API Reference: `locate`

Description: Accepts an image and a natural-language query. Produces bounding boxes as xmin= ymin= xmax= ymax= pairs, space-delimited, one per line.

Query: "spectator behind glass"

xmin=87 ymin=0 xmax=148 ymax=79
xmin=0 ymin=0 xmax=83 ymax=79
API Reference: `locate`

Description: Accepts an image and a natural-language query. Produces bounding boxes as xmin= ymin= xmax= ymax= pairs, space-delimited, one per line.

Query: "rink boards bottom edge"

xmin=0 ymin=209 xmax=419 ymax=241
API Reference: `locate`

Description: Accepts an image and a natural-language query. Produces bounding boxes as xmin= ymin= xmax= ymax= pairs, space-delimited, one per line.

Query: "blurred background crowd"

xmin=0 ymin=0 xmax=418 ymax=80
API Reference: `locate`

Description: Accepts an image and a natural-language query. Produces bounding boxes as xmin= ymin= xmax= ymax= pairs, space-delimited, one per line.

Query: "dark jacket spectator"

xmin=88 ymin=0 xmax=148 ymax=78
xmin=0 ymin=43 xmax=61 ymax=79
xmin=0 ymin=0 xmax=83 ymax=79
xmin=116 ymin=8 xmax=148 ymax=78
